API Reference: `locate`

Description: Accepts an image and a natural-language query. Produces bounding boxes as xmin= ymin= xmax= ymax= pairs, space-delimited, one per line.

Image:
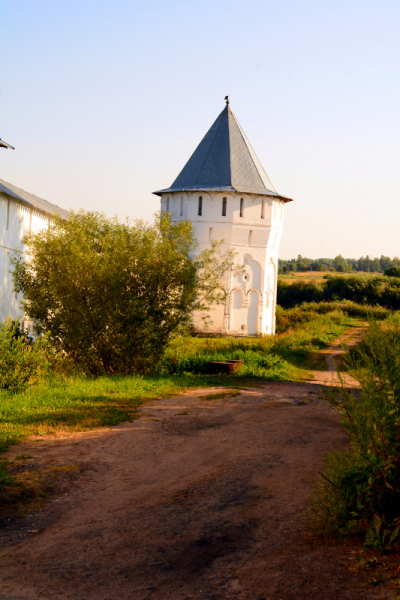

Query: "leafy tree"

xmin=11 ymin=211 xmax=240 ymax=375
xmin=371 ymin=258 xmax=381 ymax=272
xmin=385 ymin=266 xmax=400 ymax=278
xmin=333 ymin=254 xmax=349 ymax=272
xmin=380 ymin=255 xmax=393 ymax=271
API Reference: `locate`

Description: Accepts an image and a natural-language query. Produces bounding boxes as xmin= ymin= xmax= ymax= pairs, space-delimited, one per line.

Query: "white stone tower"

xmin=154 ymin=99 xmax=293 ymax=335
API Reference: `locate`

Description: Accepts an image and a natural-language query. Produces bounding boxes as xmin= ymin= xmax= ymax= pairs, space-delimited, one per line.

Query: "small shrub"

xmin=0 ymin=319 xmax=49 ymax=393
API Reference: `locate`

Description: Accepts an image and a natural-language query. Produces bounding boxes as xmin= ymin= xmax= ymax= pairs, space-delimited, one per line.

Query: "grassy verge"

xmin=0 ymin=307 xmax=361 ymax=495
xmin=0 ymin=373 xmax=241 ymax=455
xmin=0 ymin=309 xmax=360 ymax=455
xmin=0 ymin=373 xmax=239 ymax=497
xmin=164 ymin=310 xmax=361 ymax=378
xmin=311 ymin=314 xmax=400 ymax=554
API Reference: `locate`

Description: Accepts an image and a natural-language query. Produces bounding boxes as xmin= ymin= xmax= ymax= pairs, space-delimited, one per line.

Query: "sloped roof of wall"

xmin=154 ymin=103 xmax=293 ymax=202
xmin=0 ymin=178 xmax=68 ymax=220
xmin=0 ymin=139 xmax=15 ymax=150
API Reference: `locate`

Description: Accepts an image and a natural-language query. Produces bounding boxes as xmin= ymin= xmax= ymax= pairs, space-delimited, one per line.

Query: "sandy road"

xmin=0 ymin=374 xmax=394 ymax=600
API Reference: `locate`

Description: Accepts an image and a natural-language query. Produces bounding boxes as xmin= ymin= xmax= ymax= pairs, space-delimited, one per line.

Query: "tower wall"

xmin=161 ymin=191 xmax=285 ymax=336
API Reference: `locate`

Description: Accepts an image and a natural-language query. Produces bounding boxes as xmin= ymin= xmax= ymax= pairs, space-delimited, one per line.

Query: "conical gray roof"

xmin=154 ymin=103 xmax=292 ymax=202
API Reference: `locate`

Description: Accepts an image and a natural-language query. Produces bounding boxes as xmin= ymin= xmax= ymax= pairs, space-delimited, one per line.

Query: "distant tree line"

xmin=279 ymin=254 xmax=400 ymax=274
xmin=277 ymin=275 xmax=400 ymax=309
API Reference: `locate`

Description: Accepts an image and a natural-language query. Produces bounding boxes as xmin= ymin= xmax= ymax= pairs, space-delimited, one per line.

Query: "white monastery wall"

xmin=161 ymin=191 xmax=285 ymax=336
xmin=0 ymin=192 xmax=50 ymax=324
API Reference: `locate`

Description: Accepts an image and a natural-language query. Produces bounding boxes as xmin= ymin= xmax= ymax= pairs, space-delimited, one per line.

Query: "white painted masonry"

xmin=155 ymin=100 xmax=292 ymax=336
xmin=0 ymin=180 xmax=68 ymax=324
xmin=161 ymin=191 xmax=285 ymax=335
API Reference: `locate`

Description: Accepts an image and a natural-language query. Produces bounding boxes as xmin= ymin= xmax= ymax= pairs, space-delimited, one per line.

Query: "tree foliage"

xmin=279 ymin=254 xmax=400 ymax=274
xmin=11 ymin=211 xmax=240 ymax=375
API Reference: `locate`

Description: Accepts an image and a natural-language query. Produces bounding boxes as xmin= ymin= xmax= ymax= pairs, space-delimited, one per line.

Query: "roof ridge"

xmin=193 ymin=106 xmax=227 ymax=187
xmin=0 ymin=178 xmax=69 ymax=218
xmin=229 ymin=111 xmax=277 ymax=194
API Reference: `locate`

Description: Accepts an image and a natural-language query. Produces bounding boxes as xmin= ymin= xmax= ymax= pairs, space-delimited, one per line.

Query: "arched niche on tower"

xmin=235 ymin=253 xmax=261 ymax=292
xmin=229 ymin=287 xmax=261 ymax=335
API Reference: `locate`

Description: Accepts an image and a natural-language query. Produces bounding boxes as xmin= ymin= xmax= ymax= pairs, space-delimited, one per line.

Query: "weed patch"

xmin=312 ymin=314 xmax=400 ymax=552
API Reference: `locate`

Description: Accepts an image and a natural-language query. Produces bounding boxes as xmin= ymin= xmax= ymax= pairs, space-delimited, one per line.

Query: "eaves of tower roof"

xmin=154 ymin=104 xmax=293 ymax=203
xmin=0 ymin=178 xmax=69 ymax=220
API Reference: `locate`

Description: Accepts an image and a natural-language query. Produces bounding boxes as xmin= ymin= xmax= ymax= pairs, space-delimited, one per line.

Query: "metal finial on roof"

xmin=224 ymin=96 xmax=229 ymax=105
xmin=0 ymin=138 xmax=15 ymax=150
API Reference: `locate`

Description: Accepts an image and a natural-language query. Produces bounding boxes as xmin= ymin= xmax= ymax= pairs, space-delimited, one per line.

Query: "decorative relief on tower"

xmin=265 ymin=257 xmax=275 ymax=308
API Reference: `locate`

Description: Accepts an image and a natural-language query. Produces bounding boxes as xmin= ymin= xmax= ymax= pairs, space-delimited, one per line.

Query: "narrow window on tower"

xmin=180 ymin=196 xmax=183 ymax=216
xmin=222 ymin=197 xmax=227 ymax=217
xmin=166 ymin=197 xmax=170 ymax=212
xmin=6 ymin=199 xmax=10 ymax=230
xmin=198 ymin=196 xmax=203 ymax=216
xmin=261 ymin=199 xmax=265 ymax=219
xmin=209 ymin=227 xmax=213 ymax=241
xmin=240 ymin=198 xmax=244 ymax=217
xmin=249 ymin=230 xmax=253 ymax=246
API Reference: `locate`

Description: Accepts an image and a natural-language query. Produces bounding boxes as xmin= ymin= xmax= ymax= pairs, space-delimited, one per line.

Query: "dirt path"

xmin=1 ymin=328 xmax=394 ymax=600
xmin=310 ymin=324 xmax=367 ymax=387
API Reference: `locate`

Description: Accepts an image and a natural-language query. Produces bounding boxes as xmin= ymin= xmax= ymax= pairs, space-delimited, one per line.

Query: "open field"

xmin=279 ymin=271 xmax=381 ymax=284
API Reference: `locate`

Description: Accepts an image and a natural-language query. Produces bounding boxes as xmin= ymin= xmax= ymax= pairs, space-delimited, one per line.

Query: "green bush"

xmin=312 ymin=315 xmax=400 ymax=550
xmin=277 ymin=279 xmax=324 ymax=308
xmin=384 ymin=266 xmax=400 ymax=278
xmin=11 ymin=211 xmax=239 ymax=376
xmin=0 ymin=319 xmax=49 ymax=393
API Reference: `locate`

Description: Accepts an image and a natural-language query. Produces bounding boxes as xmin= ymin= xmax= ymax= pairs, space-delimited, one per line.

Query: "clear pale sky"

xmin=1 ymin=0 xmax=399 ymax=259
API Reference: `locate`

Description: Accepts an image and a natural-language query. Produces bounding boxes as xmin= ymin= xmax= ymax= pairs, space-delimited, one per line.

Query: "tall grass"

xmin=276 ymin=301 xmax=388 ymax=333
xmin=312 ymin=314 xmax=400 ymax=551
xmin=164 ymin=309 xmax=357 ymax=376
